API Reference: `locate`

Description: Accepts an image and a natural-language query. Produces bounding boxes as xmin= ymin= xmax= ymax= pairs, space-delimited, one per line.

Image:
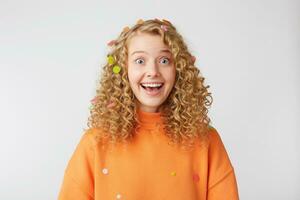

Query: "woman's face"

xmin=127 ymin=33 xmax=176 ymax=113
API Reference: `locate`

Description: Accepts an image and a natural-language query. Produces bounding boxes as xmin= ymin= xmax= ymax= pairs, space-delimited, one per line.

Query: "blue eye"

xmin=135 ymin=58 xmax=144 ymax=65
xmin=160 ymin=57 xmax=170 ymax=64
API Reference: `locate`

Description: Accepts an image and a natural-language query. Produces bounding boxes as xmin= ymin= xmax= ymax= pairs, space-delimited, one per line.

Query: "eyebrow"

xmin=130 ymin=49 xmax=171 ymax=56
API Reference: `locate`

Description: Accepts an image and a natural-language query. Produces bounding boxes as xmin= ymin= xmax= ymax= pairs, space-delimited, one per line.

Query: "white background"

xmin=0 ymin=0 xmax=299 ymax=199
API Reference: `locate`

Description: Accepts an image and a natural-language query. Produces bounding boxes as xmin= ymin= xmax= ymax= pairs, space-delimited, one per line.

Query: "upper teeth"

xmin=141 ymin=83 xmax=163 ymax=88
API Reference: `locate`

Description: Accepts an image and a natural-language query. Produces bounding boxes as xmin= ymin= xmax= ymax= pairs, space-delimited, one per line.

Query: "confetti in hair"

xmin=160 ymin=24 xmax=168 ymax=32
xmin=107 ymin=40 xmax=116 ymax=46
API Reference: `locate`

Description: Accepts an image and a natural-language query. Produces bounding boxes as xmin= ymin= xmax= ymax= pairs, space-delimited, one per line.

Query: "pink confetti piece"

xmin=193 ymin=173 xmax=200 ymax=182
xmin=107 ymin=40 xmax=116 ymax=46
xmin=90 ymin=96 xmax=98 ymax=104
xmin=107 ymin=101 xmax=116 ymax=108
xmin=191 ymin=55 xmax=196 ymax=63
xmin=160 ymin=24 xmax=168 ymax=32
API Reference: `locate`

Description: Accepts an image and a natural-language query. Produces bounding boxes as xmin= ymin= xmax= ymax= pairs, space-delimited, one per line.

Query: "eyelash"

xmin=134 ymin=57 xmax=170 ymax=65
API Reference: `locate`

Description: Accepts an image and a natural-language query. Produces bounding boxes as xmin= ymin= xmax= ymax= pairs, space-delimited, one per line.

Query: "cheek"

xmin=127 ymin=67 xmax=141 ymax=85
xmin=163 ymin=67 xmax=176 ymax=84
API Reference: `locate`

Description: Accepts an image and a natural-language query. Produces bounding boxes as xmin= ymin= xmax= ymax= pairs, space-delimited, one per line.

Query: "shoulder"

xmin=81 ymin=127 xmax=112 ymax=147
xmin=207 ymin=125 xmax=222 ymax=145
xmin=78 ymin=127 xmax=103 ymax=149
xmin=205 ymin=126 xmax=239 ymax=194
xmin=206 ymin=125 xmax=234 ymax=168
xmin=207 ymin=125 xmax=229 ymax=149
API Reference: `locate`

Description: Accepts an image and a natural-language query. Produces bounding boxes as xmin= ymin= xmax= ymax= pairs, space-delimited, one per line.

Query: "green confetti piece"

xmin=113 ymin=65 xmax=121 ymax=74
xmin=107 ymin=55 xmax=115 ymax=65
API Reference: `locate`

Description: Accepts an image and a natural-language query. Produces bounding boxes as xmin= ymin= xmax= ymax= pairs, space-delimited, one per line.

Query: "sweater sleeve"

xmin=57 ymin=129 xmax=95 ymax=200
xmin=207 ymin=127 xmax=239 ymax=200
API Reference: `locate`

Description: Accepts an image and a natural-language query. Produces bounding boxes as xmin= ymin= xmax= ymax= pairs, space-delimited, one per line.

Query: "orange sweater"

xmin=58 ymin=109 xmax=239 ymax=200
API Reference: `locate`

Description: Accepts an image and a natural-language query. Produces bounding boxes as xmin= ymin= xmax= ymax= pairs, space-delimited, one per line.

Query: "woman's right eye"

xmin=135 ymin=58 xmax=144 ymax=65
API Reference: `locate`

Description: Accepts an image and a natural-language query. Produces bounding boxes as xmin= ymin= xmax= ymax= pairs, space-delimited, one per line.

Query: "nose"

xmin=146 ymin=60 xmax=160 ymax=77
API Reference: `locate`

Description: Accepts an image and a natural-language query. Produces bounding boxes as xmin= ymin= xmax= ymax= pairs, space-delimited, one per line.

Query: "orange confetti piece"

xmin=136 ymin=19 xmax=144 ymax=24
xmin=122 ymin=26 xmax=130 ymax=32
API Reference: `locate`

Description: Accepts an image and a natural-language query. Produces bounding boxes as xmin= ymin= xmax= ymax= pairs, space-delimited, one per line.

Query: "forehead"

xmin=127 ymin=33 xmax=171 ymax=56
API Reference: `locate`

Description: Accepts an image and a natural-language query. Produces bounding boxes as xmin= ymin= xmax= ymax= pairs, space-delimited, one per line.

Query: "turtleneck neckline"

xmin=136 ymin=108 xmax=164 ymax=129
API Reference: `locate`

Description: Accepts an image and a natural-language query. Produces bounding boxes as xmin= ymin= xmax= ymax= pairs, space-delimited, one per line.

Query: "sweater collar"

xmin=136 ymin=108 xmax=164 ymax=129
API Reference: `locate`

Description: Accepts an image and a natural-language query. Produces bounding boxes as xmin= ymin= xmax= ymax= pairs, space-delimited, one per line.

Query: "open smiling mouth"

xmin=140 ymin=83 xmax=164 ymax=96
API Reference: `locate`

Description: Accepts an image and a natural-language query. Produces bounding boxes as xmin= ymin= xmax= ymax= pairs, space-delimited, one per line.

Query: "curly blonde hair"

xmin=86 ymin=18 xmax=213 ymax=151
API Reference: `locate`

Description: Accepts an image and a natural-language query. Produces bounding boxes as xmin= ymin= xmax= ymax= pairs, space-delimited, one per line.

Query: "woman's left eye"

xmin=160 ymin=57 xmax=170 ymax=64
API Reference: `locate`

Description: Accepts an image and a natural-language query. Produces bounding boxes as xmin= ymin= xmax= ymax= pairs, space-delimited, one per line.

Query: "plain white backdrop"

xmin=0 ymin=0 xmax=299 ymax=199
